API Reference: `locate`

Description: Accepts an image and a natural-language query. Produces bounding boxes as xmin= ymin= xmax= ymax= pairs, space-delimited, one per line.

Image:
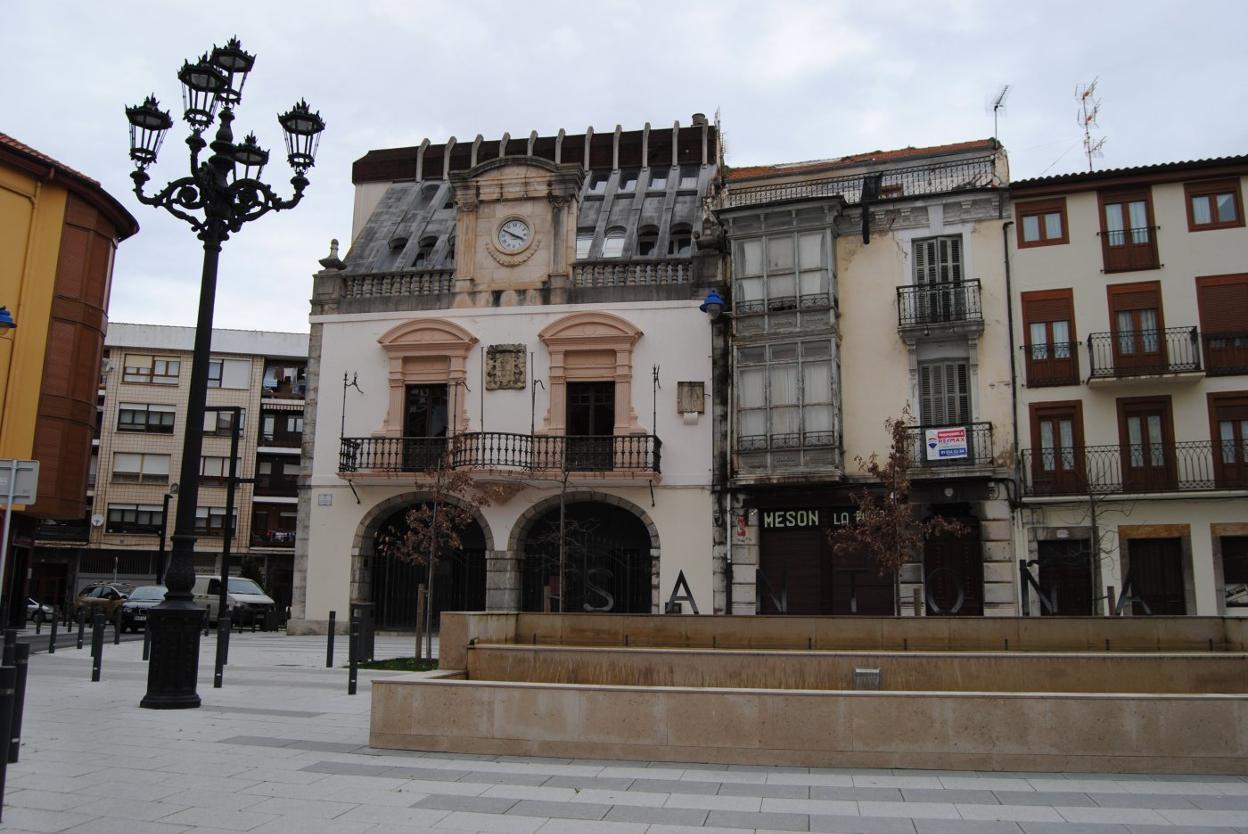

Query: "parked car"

xmin=191 ymin=575 xmax=276 ymax=626
xmin=26 ymin=598 xmax=53 ymax=624
xmin=75 ymin=582 xmax=134 ymax=621
xmin=119 ymin=585 xmax=167 ymax=632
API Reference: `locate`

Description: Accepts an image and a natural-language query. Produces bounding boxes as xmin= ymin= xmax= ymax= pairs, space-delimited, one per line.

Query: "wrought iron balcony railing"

xmin=896 ymin=280 xmax=983 ymax=329
xmin=1203 ymin=331 xmax=1248 ymax=376
xmin=1086 ymin=327 xmax=1202 ymax=379
xmin=251 ymin=529 xmax=296 ymax=548
xmin=723 ymin=154 xmax=1002 ymax=210
xmin=902 ymin=423 xmax=995 ymax=470
xmin=339 ymin=432 xmax=661 ymax=476
xmin=1021 ymin=440 xmax=1245 ymax=496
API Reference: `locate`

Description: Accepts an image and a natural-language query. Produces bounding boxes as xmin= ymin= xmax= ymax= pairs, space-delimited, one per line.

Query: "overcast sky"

xmin=5 ymin=0 xmax=1246 ymax=335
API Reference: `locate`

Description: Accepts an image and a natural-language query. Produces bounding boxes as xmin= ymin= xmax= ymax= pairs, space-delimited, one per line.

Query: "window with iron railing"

xmin=1100 ymin=190 xmax=1159 ymax=272
xmin=737 ymin=340 xmax=836 ymax=451
xmin=734 ymin=230 xmax=829 ymax=314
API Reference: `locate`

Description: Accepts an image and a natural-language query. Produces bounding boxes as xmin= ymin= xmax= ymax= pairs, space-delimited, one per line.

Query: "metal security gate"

xmin=370 ymin=547 xmax=486 ymax=630
xmin=521 ymin=503 xmax=651 ymax=614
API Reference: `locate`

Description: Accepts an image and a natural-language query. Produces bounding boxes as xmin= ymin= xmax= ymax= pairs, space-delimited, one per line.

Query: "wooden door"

xmin=1210 ymin=394 xmax=1248 ymax=489
xmin=923 ymin=518 xmax=983 ymax=616
xmin=565 ymin=381 xmax=615 ymax=471
xmin=1037 ymin=539 xmax=1094 ymax=615
xmin=1108 ymin=282 xmax=1165 ymax=374
xmin=1118 ymin=398 xmax=1175 ymax=491
xmin=1127 ymin=538 xmax=1186 ymax=615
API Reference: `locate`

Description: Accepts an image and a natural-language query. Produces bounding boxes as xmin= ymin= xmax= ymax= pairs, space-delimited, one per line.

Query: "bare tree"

xmin=827 ymin=413 xmax=966 ymax=614
xmin=377 ymin=450 xmax=513 ymax=656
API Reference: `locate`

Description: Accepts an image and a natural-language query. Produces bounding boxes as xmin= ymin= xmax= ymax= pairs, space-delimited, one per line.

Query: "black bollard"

xmin=113 ymin=610 xmax=122 ymax=645
xmin=76 ymin=611 xmax=85 ymax=650
xmin=48 ymin=615 xmax=58 ymax=654
xmin=90 ymin=614 xmax=104 ymax=682
xmin=222 ymin=612 xmax=231 ymax=667
xmin=348 ymin=617 xmax=359 ymax=695
xmin=326 ymin=610 xmax=336 ymax=668
xmin=9 ymin=644 xmax=28 ymax=764
xmin=34 ymin=616 xmax=40 ymax=636
xmin=2 ymin=631 xmax=14 ymax=665
xmin=213 ymin=615 xmax=228 ymax=689
xmin=141 ymin=625 xmax=151 ymax=661
xmin=0 ymin=665 xmax=15 ymax=823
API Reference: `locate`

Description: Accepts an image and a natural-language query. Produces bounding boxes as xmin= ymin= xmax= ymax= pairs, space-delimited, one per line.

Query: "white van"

xmin=192 ymin=575 xmax=276 ymax=626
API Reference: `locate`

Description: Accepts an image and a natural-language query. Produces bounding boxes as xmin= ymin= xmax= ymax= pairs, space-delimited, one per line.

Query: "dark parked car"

xmin=75 ymin=582 xmax=134 ymax=621
xmin=120 ymin=585 xmax=166 ymax=632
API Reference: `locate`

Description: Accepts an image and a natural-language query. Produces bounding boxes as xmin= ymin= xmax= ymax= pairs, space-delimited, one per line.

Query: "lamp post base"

xmin=140 ymin=604 xmax=203 ymax=709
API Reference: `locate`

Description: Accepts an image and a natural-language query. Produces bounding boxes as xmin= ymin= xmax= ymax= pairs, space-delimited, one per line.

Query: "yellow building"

xmin=0 ymin=131 xmax=137 ymax=624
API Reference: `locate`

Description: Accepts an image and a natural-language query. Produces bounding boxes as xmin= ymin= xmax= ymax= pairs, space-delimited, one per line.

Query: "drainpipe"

xmin=1002 ymin=219 xmax=1019 ymax=481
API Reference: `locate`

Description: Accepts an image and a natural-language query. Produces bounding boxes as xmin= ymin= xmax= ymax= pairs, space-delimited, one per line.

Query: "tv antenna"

xmin=988 ymin=84 xmax=1010 ymax=140
xmin=1076 ymin=78 xmax=1106 ymax=171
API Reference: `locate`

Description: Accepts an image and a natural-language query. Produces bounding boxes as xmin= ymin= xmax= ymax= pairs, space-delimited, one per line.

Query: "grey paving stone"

xmin=508 ymin=799 xmax=613 ymax=820
xmin=217 ymin=734 xmax=298 ymax=747
xmin=203 ymin=705 xmax=326 ymax=718
xmin=385 ymin=765 xmax=469 ymax=781
xmin=1192 ymin=796 xmax=1248 ymax=810
xmin=287 ymin=740 xmax=366 ymax=753
xmin=1127 ymin=826 xmax=1238 ymax=834
xmin=1018 ymin=824 xmax=1130 ymax=834
xmin=413 ymin=794 xmax=519 ymax=813
xmin=603 ymin=804 xmax=710 ymax=826
xmin=914 ymin=821 xmax=1022 ymax=834
xmin=542 ymin=775 xmax=636 ymax=791
xmin=994 ymin=791 xmax=1095 ymax=807
xmin=1089 ymin=793 xmax=1197 ymax=809
xmin=719 ymin=781 xmax=811 ymax=799
xmin=705 ymin=809 xmax=811 ymax=831
xmin=812 ymin=787 xmax=905 ymax=802
xmin=301 ymin=760 xmax=393 ymax=777
xmin=460 ymin=770 xmax=553 ymax=786
xmin=632 ymin=777 xmax=721 ymax=795
xmin=902 ymin=788 xmax=1000 ymax=804
xmin=809 ymin=814 xmax=919 ymax=833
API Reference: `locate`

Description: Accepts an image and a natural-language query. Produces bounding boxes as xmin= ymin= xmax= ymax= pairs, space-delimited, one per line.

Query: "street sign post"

xmin=0 ymin=460 xmax=39 ymax=625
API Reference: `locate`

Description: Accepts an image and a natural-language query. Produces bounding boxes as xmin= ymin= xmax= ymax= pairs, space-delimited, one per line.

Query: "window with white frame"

xmin=106 ymin=503 xmax=163 ymax=534
xmin=203 ymin=408 xmax=244 ymax=435
xmin=207 ymin=358 xmax=250 ymax=389
xmin=199 ymin=456 xmax=243 ymax=481
xmin=112 ymin=452 xmax=171 ymax=484
xmin=737 ymin=340 xmax=835 ymax=450
xmin=734 ymin=231 xmax=827 ymax=314
xmin=575 ymin=230 xmax=594 ymax=260
xmin=912 ymin=235 xmax=963 ymax=286
xmin=195 ymin=506 xmax=237 ymax=536
xmin=601 ymin=227 xmax=626 ymax=258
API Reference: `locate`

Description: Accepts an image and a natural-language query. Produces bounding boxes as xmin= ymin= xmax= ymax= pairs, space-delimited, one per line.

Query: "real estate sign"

xmin=924 ymin=427 xmax=968 ymax=461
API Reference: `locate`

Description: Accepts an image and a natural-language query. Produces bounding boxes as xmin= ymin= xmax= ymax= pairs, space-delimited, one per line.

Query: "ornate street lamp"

xmin=125 ymin=37 xmax=324 ymax=709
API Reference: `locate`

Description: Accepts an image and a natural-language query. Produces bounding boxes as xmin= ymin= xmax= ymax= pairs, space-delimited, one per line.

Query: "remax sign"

xmin=924 ymin=427 xmax=968 ymax=461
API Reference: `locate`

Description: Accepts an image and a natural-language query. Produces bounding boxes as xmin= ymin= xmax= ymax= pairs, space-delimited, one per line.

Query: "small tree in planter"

xmin=377 ymin=453 xmax=518 ymax=658
xmin=828 ymin=412 xmax=965 ymax=614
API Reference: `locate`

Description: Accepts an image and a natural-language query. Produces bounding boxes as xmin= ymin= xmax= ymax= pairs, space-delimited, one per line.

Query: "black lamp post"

xmin=126 ymin=37 xmax=324 ymax=709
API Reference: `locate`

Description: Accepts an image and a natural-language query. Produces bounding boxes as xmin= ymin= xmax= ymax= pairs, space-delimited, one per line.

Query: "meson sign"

xmin=760 ymin=508 xmax=858 ymax=530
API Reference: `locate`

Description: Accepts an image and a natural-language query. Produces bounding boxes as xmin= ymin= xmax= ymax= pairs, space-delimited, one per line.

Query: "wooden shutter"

xmin=1108 ymin=281 xmax=1161 ymax=315
xmin=1196 ymin=274 xmax=1248 ymax=333
xmin=1021 ymin=289 xmax=1074 ymax=324
xmin=920 ymin=361 xmax=969 ymax=425
xmin=913 ymin=238 xmax=935 ymax=285
xmin=939 ymin=236 xmax=962 ymax=284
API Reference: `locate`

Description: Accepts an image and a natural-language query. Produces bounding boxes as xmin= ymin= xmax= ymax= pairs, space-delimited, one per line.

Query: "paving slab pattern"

xmin=5 ymin=632 xmax=1248 ymax=833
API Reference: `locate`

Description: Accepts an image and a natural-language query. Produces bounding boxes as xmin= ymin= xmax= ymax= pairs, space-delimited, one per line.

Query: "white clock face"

xmin=497 ymin=218 xmax=531 ymax=252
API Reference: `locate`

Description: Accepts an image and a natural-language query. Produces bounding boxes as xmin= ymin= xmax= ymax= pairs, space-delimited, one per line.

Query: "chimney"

xmin=691 ymin=113 xmax=707 ymax=126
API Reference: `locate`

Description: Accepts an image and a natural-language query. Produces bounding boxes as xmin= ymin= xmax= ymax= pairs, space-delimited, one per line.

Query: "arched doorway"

xmin=370 ymin=503 xmax=486 ymax=629
xmin=519 ymin=501 xmax=652 ymax=613
xmin=923 ymin=508 xmax=983 ymax=616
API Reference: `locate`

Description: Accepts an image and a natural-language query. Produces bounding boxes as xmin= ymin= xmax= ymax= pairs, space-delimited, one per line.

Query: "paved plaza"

xmin=3 ymin=632 xmax=1247 ymax=833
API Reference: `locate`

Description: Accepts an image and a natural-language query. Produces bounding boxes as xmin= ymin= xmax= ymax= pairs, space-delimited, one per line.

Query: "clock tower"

xmin=450 ymin=156 xmax=584 ymax=307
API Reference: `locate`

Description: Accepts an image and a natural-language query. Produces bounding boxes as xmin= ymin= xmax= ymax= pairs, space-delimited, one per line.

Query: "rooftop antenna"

xmin=1076 ymin=78 xmax=1106 ymax=172
xmin=988 ymin=85 xmax=1010 ymax=141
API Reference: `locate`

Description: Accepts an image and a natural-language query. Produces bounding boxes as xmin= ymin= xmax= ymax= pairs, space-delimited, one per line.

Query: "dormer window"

xmin=648 ymin=170 xmax=668 ymax=191
xmin=602 ymin=227 xmax=626 ymax=258
xmin=669 ymin=224 xmax=692 ymax=257
xmin=619 ymin=171 xmax=638 ymax=193
xmin=575 ymin=231 xmax=594 ymax=260
xmin=678 ymin=166 xmax=699 ymax=190
xmin=637 ymin=226 xmax=659 ymax=257
xmin=588 ymin=172 xmax=609 ymax=195
xmin=412 ymin=236 xmax=438 ymax=268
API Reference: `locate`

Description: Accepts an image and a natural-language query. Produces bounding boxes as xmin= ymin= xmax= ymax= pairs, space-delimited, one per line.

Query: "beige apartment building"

xmin=717 ymin=140 xmax=1018 ymax=616
xmin=1011 ymin=156 xmax=1248 ymax=616
xmin=32 ymin=323 xmax=307 ymax=613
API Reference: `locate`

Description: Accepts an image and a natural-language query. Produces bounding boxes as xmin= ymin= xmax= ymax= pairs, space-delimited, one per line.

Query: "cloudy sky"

xmin=5 ymin=0 xmax=1246 ymax=334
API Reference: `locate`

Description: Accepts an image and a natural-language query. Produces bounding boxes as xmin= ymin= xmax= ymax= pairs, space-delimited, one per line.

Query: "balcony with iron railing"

xmin=251 ymin=528 xmax=296 ymax=548
xmin=896 ymin=280 xmax=983 ymax=335
xmin=339 ymin=432 xmax=661 ymax=480
xmin=1100 ymin=226 xmax=1160 ymax=272
xmin=1023 ymin=342 xmax=1081 ymax=387
xmin=1020 ymin=441 xmax=1246 ymax=496
xmin=722 ymin=154 xmax=1003 ymax=210
xmin=901 ymin=423 xmax=996 ymax=474
xmin=1203 ymin=332 xmax=1248 ymax=376
xmin=1086 ymin=327 xmax=1203 ymax=381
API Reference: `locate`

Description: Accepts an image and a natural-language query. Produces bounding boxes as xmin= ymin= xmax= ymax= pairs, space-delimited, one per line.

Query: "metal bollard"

xmin=142 ymin=624 xmax=151 ymax=661
xmin=76 ymin=611 xmax=85 ymax=650
xmin=0 ymin=665 xmax=16 ymax=823
xmin=113 ymin=610 xmax=122 ymax=645
xmin=326 ymin=610 xmax=336 ymax=668
xmin=2 ymin=631 xmax=14 ymax=665
xmin=34 ymin=616 xmax=40 ymax=636
xmin=48 ymin=615 xmax=58 ymax=654
xmin=90 ymin=614 xmax=104 ymax=682
xmin=213 ymin=614 xmax=229 ymax=689
xmin=348 ymin=617 xmax=359 ymax=695
xmin=9 ymin=644 xmax=28 ymax=764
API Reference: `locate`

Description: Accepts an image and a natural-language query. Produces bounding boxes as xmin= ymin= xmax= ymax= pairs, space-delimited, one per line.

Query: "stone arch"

xmin=508 ymin=490 xmax=661 ymax=614
xmin=349 ymin=490 xmax=496 ymax=608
